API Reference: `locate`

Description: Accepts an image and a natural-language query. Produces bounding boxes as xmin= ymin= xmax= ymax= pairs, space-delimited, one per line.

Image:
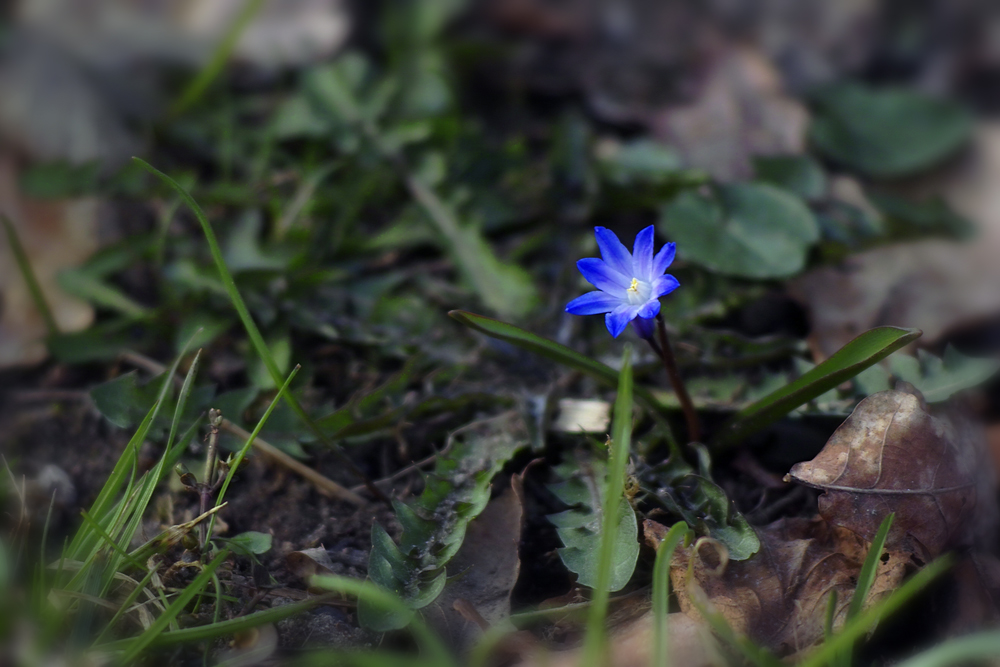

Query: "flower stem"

xmin=653 ymin=315 xmax=700 ymax=443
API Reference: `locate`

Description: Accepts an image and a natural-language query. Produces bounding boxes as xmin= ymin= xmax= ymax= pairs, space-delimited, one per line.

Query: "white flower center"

xmin=626 ymin=277 xmax=651 ymax=305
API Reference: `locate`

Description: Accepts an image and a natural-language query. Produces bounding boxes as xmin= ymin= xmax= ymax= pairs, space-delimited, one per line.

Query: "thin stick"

xmin=119 ymin=350 xmax=361 ymax=503
xmin=654 ymin=315 xmax=700 ymax=443
xmin=199 ymin=409 xmax=223 ymax=548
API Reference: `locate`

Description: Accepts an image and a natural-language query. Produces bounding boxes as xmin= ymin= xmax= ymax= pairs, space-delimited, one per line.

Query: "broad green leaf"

xmin=890 ymin=346 xmax=1000 ymax=403
xmin=360 ymin=411 xmax=529 ymax=631
xmin=90 ymin=371 xmax=215 ymax=438
xmin=809 ymin=82 xmax=972 ymax=178
xmin=226 ymin=531 xmax=273 ymax=556
xmin=753 ymin=155 xmax=827 ymax=201
xmin=639 ymin=444 xmax=759 ymax=560
xmin=658 ymin=183 xmax=819 ymax=279
xmin=548 ymin=458 xmax=640 ymax=591
xmin=448 ymin=310 xmax=667 ymax=417
xmin=599 ymin=139 xmax=684 ymax=185
xmin=712 ymin=326 xmax=922 ymax=450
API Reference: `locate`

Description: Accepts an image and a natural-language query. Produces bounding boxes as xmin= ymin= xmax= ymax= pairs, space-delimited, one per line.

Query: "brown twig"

xmin=653 ymin=315 xmax=701 ymax=443
xmin=119 ymin=350 xmax=363 ymax=504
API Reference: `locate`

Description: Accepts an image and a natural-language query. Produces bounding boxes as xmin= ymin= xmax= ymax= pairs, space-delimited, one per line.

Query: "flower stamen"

xmin=628 ymin=278 xmax=639 ymax=292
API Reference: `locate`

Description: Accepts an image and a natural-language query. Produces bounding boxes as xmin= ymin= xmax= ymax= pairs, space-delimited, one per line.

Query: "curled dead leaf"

xmin=787 ymin=389 xmax=979 ymax=559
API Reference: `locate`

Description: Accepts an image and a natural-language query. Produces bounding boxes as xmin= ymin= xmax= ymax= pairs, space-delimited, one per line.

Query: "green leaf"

xmin=712 ymin=326 xmax=922 ymax=450
xmin=639 ymin=444 xmax=759 ymax=561
xmin=56 ymin=269 xmax=149 ymax=318
xmin=809 ymin=82 xmax=972 ymax=178
xmin=659 ymin=183 xmax=819 ymax=279
xmin=753 ymin=155 xmax=827 ymax=201
xmin=599 ymin=139 xmax=684 ymax=185
xmin=19 ymin=161 xmax=101 ymax=199
xmin=90 ymin=371 xmax=160 ymax=430
xmin=226 ymin=531 xmax=273 ymax=556
xmin=360 ymin=411 xmax=529 ymax=631
xmin=890 ymin=346 xmax=1000 ymax=403
xmin=447 ymin=310 xmax=667 ymax=417
xmin=870 ymin=192 xmax=974 ymax=241
xmin=548 ymin=457 xmax=640 ymax=591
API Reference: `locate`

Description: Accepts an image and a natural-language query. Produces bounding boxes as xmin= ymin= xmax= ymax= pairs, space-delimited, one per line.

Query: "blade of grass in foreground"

xmin=581 ymin=347 xmax=634 ymax=667
xmin=118 ymin=549 xmax=229 ymax=662
xmin=133 ymin=158 xmax=371 ymax=505
xmin=310 ymin=574 xmax=455 ymax=667
xmin=799 ymin=555 xmax=952 ymax=667
xmin=895 ymin=631 xmax=1000 ymax=667
xmin=835 ymin=513 xmax=895 ymax=667
xmin=652 ymin=522 xmax=691 ymax=667
xmin=712 ymin=327 xmax=921 ymax=450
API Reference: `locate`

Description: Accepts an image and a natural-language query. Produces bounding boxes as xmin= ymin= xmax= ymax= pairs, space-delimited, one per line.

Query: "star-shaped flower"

xmin=566 ymin=226 xmax=679 ymax=338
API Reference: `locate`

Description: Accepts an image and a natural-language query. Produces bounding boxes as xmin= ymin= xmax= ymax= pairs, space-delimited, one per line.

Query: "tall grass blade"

xmin=652 ymin=522 xmax=691 ymax=667
xmin=581 ymin=347 xmax=634 ymax=667
xmin=133 ymin=157 xmax=369 ymax=505
xmin=1 ymin=213 xmax=58 ymax=336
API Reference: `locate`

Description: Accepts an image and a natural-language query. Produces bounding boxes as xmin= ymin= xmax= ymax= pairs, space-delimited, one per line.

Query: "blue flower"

xmin=566 ymin=226 xmax=679 ymax=338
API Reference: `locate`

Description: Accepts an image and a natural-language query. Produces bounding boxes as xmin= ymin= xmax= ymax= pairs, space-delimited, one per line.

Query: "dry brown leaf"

xmin=787 ymin=389 xmax=979 ymax=559
xmin=791 ymin=122 xmax=1000 ymax=356
xmin=424 ymin=477 xmax=525 ymax=651
xmin=650 ymin=45 xmax=808 ymax=181
xmin=285 ymin=547 xmax=336 ymax=592
xmin=0 ymin=155 xmax=96 ymax=368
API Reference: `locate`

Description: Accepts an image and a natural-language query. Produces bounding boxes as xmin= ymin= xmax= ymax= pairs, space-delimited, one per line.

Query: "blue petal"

xmin=637 ymin=299 xmax=660 ymax=319
xmin=566 ymin=291 xmax=621 ymax=315
xmin=605 ymin=304 xmax=641 ymax=338
xmin=652 ymin=242 xmax=677 ymax=275
xmin=632 ymin=317 xmax=656 ymax=340
xmin=653 ymin=274 xmax=680 ymax=297
xmin=595 ymin=227 xmax=634 ymax=277
xmin=577 ymin=258 xmax=630 ymax=295
xmin=632 ymin=226 xmax=655 ymax=279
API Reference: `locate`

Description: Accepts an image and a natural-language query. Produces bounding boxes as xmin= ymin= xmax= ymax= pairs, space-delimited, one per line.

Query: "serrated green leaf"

xmin=890 ymin=346 xmax=1000 ymax=403
xmin=361 ymin=411 xmax=529 ymax=631
xmin=639 ymin=444 xmax=759 ymax=561
xmin=712 ymin=326 xmax=921 ymax=450
xmin=658 ymin=183 xmax=819 ymax=279
xmin=548 ymin=456 xmax=640 ymax=590
xmin=809 ymin=82 xmax=972 ymax=178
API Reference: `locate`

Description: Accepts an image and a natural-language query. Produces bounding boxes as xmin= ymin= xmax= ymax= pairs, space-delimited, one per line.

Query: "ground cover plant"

xmin=5 ymin=1 xmax=1000 ymax=665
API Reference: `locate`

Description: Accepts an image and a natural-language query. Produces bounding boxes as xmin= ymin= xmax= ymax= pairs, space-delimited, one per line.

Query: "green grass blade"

xmin=207 ymin=364 xmax=301 ymax=539
xmin=849 ymin=513 xmax=894 ymax=622
xmin=133 ymin=157 xmax=367 ymax=505
xmin=168 ymin=0 xmax=266 ymax=117
xmin=449 ymin=310 xmax=668 ymax=417
xmin=581 ymin=348 xmax=634 ymax=667
xmin=831 ymin=513 xmax=894 ymax=667
xmin=800 ymin=556 xmax=952 ymax=667
xmin=652 ymin=522 xmax=691 ymax=667
xmin=118 ymin=549 xmax=229 ymax=662
xmin=712 ymin=327 xmax=921 ymax=450
xmin=2 ymin=213 xmax=58 ymax=335
xmin=894 ymin=631 xmax=1000 ymax=667
xmin=93 ymin=566 xmax=158 ymax=645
